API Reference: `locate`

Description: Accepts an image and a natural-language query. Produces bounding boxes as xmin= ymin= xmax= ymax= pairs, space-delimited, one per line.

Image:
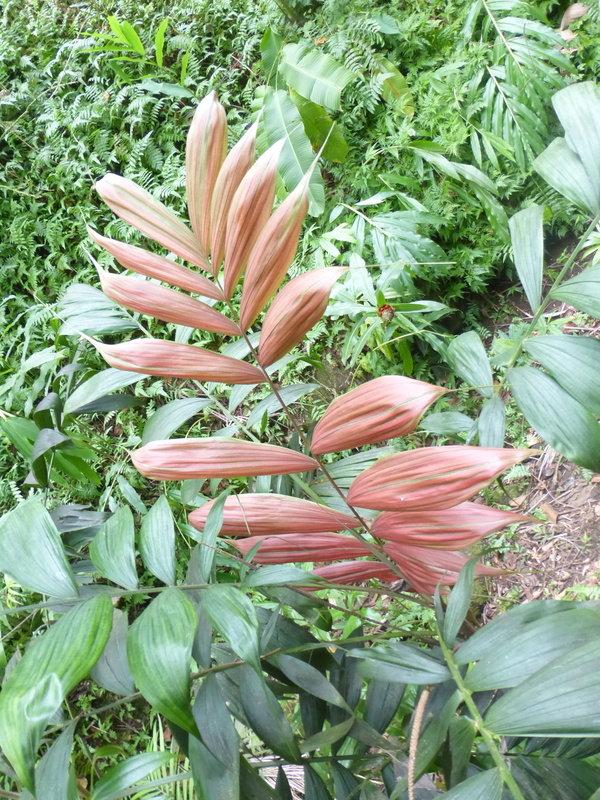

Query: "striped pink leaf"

xmin=88 ymin=228 xmax=223 ymax=300
xmin=311 ymin=376 xmax=447 ymax=455
xmin=258 ymin=267 xmax=347 ymax=367
xmin=239 ymin=171 xmax=310 ymax=331
xmin=231 ymin=533 xmax=371 ymax=563
xmin=189 ymin=494 xmax=357 ymax=537
xmin=371 ymin=503 xmax=532 ymax=549
xmin=95 ymin=339 xmax=264 ymax=384
xmin=132 ymin=439 xmax=318 ymax=480
xmin=223 ymin=140 xmax=283 ymax=299
xmin=95 ymin=174 xmax=209 ymax=270
xmin=347 ymin=446 xmax=534 ymax=512
xmin=210 ymin=122 xmax=257 ymax=270
xmin=97 ymin=269 xmax=240 ymax=336
xmin=186 ymin=92 xmax=227 ymax=265
xmin=310 ymin=561 xmax=398 ymax=585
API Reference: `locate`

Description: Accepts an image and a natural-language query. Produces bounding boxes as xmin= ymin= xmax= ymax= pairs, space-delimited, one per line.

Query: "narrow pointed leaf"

xmin=189 ymin=735 xmax=239 ymax=800
xmin=186 ymin=92 xmax=227 ymax=261
xmin=447 ymin=332 xmax=494 ymax=398
xmin=311 ymin=376 xmax=447 ymax=454
xmin=347 ymin=445 xmax=533 ymax=511
xmin=348 ymin=642 xmax=450 ymax=684
xmin=90 ymin=608 xmax=135 ymax=696
xmin=246 ymin=383 xmax=317 ymax=429
xmin=192 ymin=673 xmax=239 ymax=766
xmin=64 ymin=368 xmax=143 ymax=416
xmin=97 ymin=269 xmax=240 ymax=335
xmin=96 ymin=174 xmax=210 ymax=269
xmin=141 ymin=397 xmax=212 ymax=445
xmin=274 ymin=655 xmax=351 ymax=710
xmin=202 ymin=585 xmax=261 ymax=673
xmin=91 ymin=752 xmax=175 ymax=800
xmin=132 ymin=438 xmax=317 ymax=480
xmin=196 ymin=489 xmax=229 ymax=581
xmin=34 ymin=721 xmax=77 ymax=800
xmin=87 ymin=228 xmax=223 ymax=299
xmin=96 ymin=339 xmax=264 ymax=384
xmin=258 ymin=267 xmax=347 ymax=366
xmin=509 ymin=205 xmax=544 ymax=312
xmin=189 ymin=493 xmax=357 ymax=537
xmin=210 ymin=122 xmax=257 ymax=269
xmin=0 ymin=595 xmax=112 ymax=792
xmin=223 ymin=140 xmax=283 ymax=299
xmin=0 ymin=500 xmax=78 ymax=599
xmin=139 ymin=496 xmax=175 ymax=585
xmin=89 ymin=506 xmax=138 ymax=590
xmin=300 ymin=716 xmax=355 ymax=753
xmin=443 ymin=559 xmax=476 ymax=645
xmin=127 ymin=587 xmax=199 ymax=734
xmin=240 ymin=172 xmax=310 ymax=331
xmin=478 ymin=396 xmax=506 ymax=448
xmin=371 ymin=503 xmax=531 ymax=549
xmin=524 ymin=334 xmax=600 ymax=415
xmin=231 ymin=533 xmax=370 ymax=563
xmin=508 ymin=366 xmax=600 ymax=471
xmin=550 ymin=263 xmax=600 ymax=318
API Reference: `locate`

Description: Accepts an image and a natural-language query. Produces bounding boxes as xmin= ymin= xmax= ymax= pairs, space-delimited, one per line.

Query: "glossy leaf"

xmin=259 ymin=267 xmax=347 ymax=366
xmin=133 ymin=438 xmax=317 ymax=480
xmin=524 ymin=334 xmax=600 ymax=416
xmin=0 ymin=500 xmax=77 ymax=599
xmin=96 ymin=339 xmax=264 ymax=384
xmin=202 ymin=585 xmax=261 ymax=673
xmin=95 ymin=174 xmax=210 ymax=269
xmin=91 ymin=752 xmax=175 ymax=800
xmin=127 ymin=587 xmax=199 ymax=734
xmin=447 ymin=331 xmax=494 ymax=398
xmin=508 ymin=366 xmax=600 ymax=471
xmin=347 ymin=445 xmax=532 ymax=512
xmin=189 ymin=493 xmax=356 ymax=537
xmin=89 ymin=506 xmax=138 ymax=590
xmin=87 ymin=228 xmax=223 ymax=299
xmin=311 ymin=376 xmax=447 ymax=454
xmin=509 ymin=204 xmax=544 ymax=312
xmin=90 ymin=608 xmax=135 ymax=696
xmin=185 ymin=91 xmax=227 ymax=260
xmin=0 ymin=595 xmax=112 ymax=792
xmin=139 ymin=496 xmax=175 ymax=585
xmin=64 ymin=368 xmax=143 ymax=415
xmin=550 ymin=263 xmax=600 ymax=318
xmin=141 ymin=397 xmax=212 ymax=445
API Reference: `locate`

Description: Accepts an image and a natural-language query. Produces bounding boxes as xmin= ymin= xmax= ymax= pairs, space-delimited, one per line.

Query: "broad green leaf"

xmin=30 ymin=428 xmax=71 ymax=487
xmin=331 ymin=763 xmax=360 ymax=800
xmin=419 ymin=411 xmax=476 ymax=436
xmin=374 ymin=55 xmax=414 ymax=115
xmin=58 ymin=284 xmax=138 ymax=337
xmin=485 ymin=638 xmax=600 ymax=736
xmin=552 ymin=82 xmax=600 ymax=202
xmin=91 ymin=752 xmax=174 ymax=800
xmin=448 ymin=717 xmax=476 ymax=789
xmin=290 ymin=92 xmax=349 ymax=162
xmin=89 ymin=506 xmax=138 ymax=591
xmin=509 ymin=755 xmax=600 ymax=800
xmin=447 ymin=331 xmax=494 ymax=398
xmin=127 ymin=588 xmax=198 ymax=734
xmin=300 ymin=716 xmax=354 ymax=753
xmin=441 ymin=768 xmax=502 ymax=799
xmin=274 ymin=654 xmax=351 ymax=711
xmin=90 ymin=608 xmax=135 ymax=696
xmin=477 ymin=396 xmax=505 ymax=448
xmin=534 ymin=137 xmax=600 ymax=214
xmin=261 ymin=27 xmax=283 ymax=84
xmin=193 ymin=673 xmax=239 ymax=766
xmin=244 ymin=564 xmax=314 ymax=587
xmin=304 ymin=765 xmax=333 ymax=800
xmin=65 ymin=368 xmax=143 ymax=415
xmin=524 ymin=334 xmax=600 ymax=416
xmin=0 ymin=595 xmax=112 ymax=792
xmin=348 ymin=643 xmax=450 ymax=684
xmin=0 ymin=500 xmax=78 ymax=599
xmin=139 ymin=496 xmax=175 ymax=585
xmin=279 ymin=43 xmax=355 ymax=111
xmin=35 ymin=721 xmax=77 ymax=800
xmin=508 ymin=366 xmax=600 ymax=471
xmin=141 ymin=397 xmax=212 ymax=445
xmin=196 ymin=489 xmax=229 ymax=581
xmin=363 ymin=680 xmax=405 ymax=735
xmin=550 ymin=264 xmax=600 ymax=318
xmin=239 ymin=756 xmax=281 ymax=800
xmin=189 ymin=736 xmax=238 ymax=800
xmin=509 ymin=205 xmax=544 ymax=312
xmin=202 ymin=585 xmax=261 ymax=673
xmin=263 ymin=89 xmax=325 ymax=216
xmin=443 ymin=559 xmax=476 ymax=646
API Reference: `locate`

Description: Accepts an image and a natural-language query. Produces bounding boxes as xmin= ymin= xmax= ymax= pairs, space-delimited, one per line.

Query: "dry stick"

xmin=408 ymin=686 xmax=431 ymax=800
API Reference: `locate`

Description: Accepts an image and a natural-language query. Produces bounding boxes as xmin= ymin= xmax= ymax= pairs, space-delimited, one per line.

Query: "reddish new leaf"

xmin=371 ymin=503 xmax=532 ymax=549
xmin=258 ymin=267 xmax=347 ymax=367
xmin=189 ymin=493 xmax=357 ymax=537
xmin=97 ymin=269 xmax=240 ymax=336
xmin=311 ymin=376 xmax=447 ymax=455
xmin=186 ymin=92 xmax=227 ymax=264
xmin=95 ymin=339 xmax=264 ymax=384
xmin=95 ymin=174 xmax=209 ymax=270
xmin=310 ymin=561 xmax=398 ymax=585
xmin=231 ymin=533 xmax=371 ymax=563
xmin=347 ymin=446 xmax=533 ymax=512
xmin=88 ymin=228 xmax=223 ymax=300
xmin=132 ymin=438 xmax=318 ymax=480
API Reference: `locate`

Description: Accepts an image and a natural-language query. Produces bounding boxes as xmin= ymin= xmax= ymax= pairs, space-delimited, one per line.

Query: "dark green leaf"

xmin=477 ymin=396 xmax=505 ymax=448
xmin=139 ymin=496 xmax=175 ymax=585
xmin=90 ymin=608 xmax=135 ymax=696
xmin=509 ymin=205 xmax=544 ymax=312
xmin=189 ymin=735 xmax=239 ymax=800
xmin=89 ymin=507 xmax=138 ymax=590
xmin=331 ymin=763 xmax=360 ymax=800
xmin=193 ymin=673 xmax=239 ymax=766
xmin=275 ymin=767 xmax=294 ymax=800
xmin=447 ymin=332 xmax=494 ymax=398
xmin=363 ymin=680 xmax=405 ymax=734
xmin=247 ymin=383 xmax=317 ymax=429
xmin=443 ymin=559 xmax=476 ymax=646
xmin=447 ymin=717 xmax=476 ymax=788
xmin=202 ymin=585 xmax=261 ymax=674
xmin=508 ymin=366 xmax=600 ymax=471
xmin=349 ymin=644 xmax=450 ymax=684
xmin=30 ymin=428 xmax=71 ymax=486
xmin=64 ymin=368 xmax=143 ymax=415
xmin=239 ymin=756 xmax=281 ymax=800
xmin=141 ymin=397 xmax=212 ymax=446
xmin=0 ymin=595 xmax=112 ymax=792
xmin=441 ymin=768 xmax=502 ymax=799
xmin=70 ymin=393 xmax=145 ymax=415
xmin=304 ymin=765 xmax=332 ymax=800
xmin=91 ymin=752 xmax=174 ymax=800
xmin=300 ymin=693 xmax=326 ymax=738
xmin=550 ymin=264 xmax=600 ymax=319
xmin=127 ymin=588 xmax=198 ymax=734
xmin=300 ymin=716 xmax=354 ymax=753
xmin=0 ymin=500 xmax=77 ymax=599
xmin=274 ymin=655 xmax=350 ymax=711
xmin=509 ymin=755 xmax=600 ymax=800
